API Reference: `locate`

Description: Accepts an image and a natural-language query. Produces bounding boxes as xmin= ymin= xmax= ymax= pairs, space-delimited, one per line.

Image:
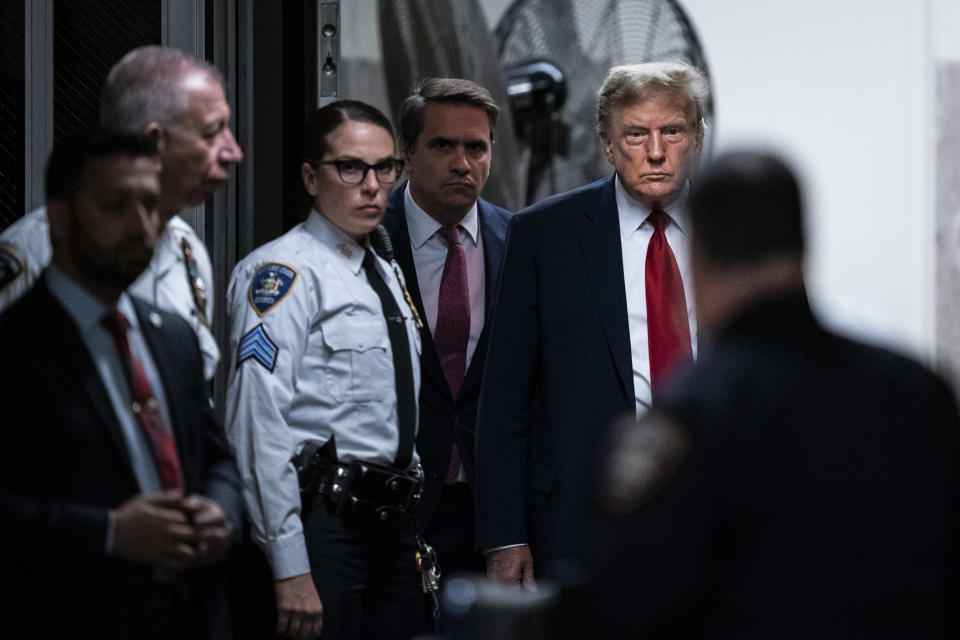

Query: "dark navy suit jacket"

xmin=382 ymin=186 xmax=511 ymax=528
xmin=474 ymin=176 xmax=635 ymax=567
xmin=573 ymin=292 xmax=960 ymax=638
xmin=0 ymin=278 xmax=243 ymax=639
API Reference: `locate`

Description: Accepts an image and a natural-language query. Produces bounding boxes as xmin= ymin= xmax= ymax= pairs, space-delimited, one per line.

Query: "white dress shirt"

xmin=403 ymin=184 xmax=485 ymax=366
xmin=225 ymin=211 xmax=422 ymax=580
xmin=616 ymin=175 xmax=697 ymax=415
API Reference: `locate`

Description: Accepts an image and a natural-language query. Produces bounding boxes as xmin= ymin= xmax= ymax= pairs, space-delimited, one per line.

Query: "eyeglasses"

xmin=310 ymin=158 xmax=404 ymax=185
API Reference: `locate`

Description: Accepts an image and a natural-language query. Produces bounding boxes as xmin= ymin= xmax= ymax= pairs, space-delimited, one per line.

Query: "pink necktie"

xmin=434 ymin=225 xmax=469 ymax=483
xmin=101 ymin=311 xmax=185 ymax=491
xmin=645 ymin=210 xmax=692 ymax=396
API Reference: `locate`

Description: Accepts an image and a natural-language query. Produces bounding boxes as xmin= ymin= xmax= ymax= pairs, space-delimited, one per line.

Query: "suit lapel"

xmin=578 ymin=177 xmax=633 ymax=399
xmin=386 ymin=206 xmax=427 ymax=326
xmin=384 ymin=189 xmax=450 ymax=401
xmin=478 ymin=199 xmax=507 ymax=311
xmin=76 ymin=337 xmax=140 ymax=483
xmin=463 ymin=200 xmax=508 ymax=392
xmin=37 ymin=283 xmax=138 ymax=481
xmin=132 ymin=298 xmax=197 ymax=490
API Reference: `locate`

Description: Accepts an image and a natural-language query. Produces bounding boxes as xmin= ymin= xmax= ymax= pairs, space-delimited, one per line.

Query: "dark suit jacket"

xmin=573 ymin=292 xmax=960 ymax=638
xmin=382 ymin=186 xmax=511 ymax=527
xmin=0 ymin=278 xmax=244 ymax=640
xmin=474 ymin=176 xmax=635 ymax=566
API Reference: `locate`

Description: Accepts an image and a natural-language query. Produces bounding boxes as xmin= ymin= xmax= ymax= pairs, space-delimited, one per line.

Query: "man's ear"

xmin=600 ymin=130 xmax=615 ymax=165
xmin=46 ymin=199 xmax=70 ymax=245
xmin=301 ymin=162 xmax=318 ymax=197
xmin=399 ymin=138 xmax=413 ymax=165
xmin=143 ymin=121 xmax=165 ymax=153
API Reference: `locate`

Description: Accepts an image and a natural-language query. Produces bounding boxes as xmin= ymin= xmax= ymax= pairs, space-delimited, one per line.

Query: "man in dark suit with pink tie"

xmin=383 ymin=78 xmax=512 ymax=582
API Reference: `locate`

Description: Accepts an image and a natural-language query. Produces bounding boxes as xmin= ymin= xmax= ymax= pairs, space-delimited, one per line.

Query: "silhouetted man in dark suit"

xmin=0 ymin=128 xmax=243 ymax=640
xmin=574 ymin=149 xmax=960 ymax=638
xmin=383 ymin=78 xmax=511 ymax=580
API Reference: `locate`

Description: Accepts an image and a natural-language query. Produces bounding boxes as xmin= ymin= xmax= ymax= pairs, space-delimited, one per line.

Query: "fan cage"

xmin=496 ymin=0 xmax=714 ymax=204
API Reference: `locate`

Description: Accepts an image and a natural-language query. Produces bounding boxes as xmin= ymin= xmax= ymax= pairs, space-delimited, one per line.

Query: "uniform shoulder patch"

xmin=598 ymin=411 xmax=692 ymax=517
xmin=248 ymin=262 xmax=298 ymax=316
xmin=238 ymin=324 xmax=279 ymax=372
xmin=0 ymin=243 xmax=25 ymax=292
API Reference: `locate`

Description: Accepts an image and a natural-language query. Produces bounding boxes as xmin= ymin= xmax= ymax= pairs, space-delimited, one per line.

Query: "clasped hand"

xmin=111 ymin=490 xmax=233 ymax=571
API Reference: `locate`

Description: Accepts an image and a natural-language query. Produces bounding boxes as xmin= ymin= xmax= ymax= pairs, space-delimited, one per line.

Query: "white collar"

xmin=614 ymin=174 xmax=690 ymax=241
xmin=304 ymin=209 xmax=369 ymax=274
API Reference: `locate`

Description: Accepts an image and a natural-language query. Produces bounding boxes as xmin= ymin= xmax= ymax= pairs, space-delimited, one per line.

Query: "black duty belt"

xmin=313 ymin=459 xmax=423 ymax=530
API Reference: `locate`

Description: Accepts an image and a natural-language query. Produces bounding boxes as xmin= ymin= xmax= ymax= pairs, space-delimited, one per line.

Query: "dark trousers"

xmin=303 ymin=499 xmax=429 ymax=640
xmin=424 ymin=483 xmax=485 ymax=580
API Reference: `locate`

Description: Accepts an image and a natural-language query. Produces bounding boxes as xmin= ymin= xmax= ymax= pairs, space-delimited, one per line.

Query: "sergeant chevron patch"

xmin=238 ymin=324 xmax=279 ymax=372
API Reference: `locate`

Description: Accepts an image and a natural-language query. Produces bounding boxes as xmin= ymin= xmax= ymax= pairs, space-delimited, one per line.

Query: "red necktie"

xmin=434 ymin=225 xmax=469 ymax=484
xmin=645 ymin=210 xmax=692 ymax=395
xmin=101 ymin=311 xmax=185 ymax=491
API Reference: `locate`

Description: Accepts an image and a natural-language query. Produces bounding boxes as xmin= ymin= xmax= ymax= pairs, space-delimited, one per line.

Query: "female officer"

xmin=225 ymin=101 xmax=424 ymax=640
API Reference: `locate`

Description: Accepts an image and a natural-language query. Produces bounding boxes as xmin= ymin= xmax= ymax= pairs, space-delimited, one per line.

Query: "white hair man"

xmin=0 ymin=46 xmax=243 ymax=380
xmin=475 ymin=61 xmax=708 ymax=585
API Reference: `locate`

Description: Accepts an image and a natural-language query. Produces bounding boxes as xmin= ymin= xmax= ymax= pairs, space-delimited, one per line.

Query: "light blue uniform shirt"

xmin=225 ymin=211 xmax=422 ymax=580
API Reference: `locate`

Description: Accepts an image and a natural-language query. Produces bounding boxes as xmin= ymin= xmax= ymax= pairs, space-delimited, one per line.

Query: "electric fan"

xmin=377 ymin=0 xmax=713 ymax=209
xmin=496 ymin=0 xmax=714 ymax=204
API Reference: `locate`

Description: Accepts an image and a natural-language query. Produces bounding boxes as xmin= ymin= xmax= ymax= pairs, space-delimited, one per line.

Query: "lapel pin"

xmin=149 ymin=311 xmax=163 ymax=328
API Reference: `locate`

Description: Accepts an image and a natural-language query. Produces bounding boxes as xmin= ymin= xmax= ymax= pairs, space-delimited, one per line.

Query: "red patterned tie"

xmin=645 ymin=210 xmax=692 ymax=395
xmin=101 ymin=311 xmax=185 ymax=491
xmin=434 ymin=225 xmax=469 ymax=484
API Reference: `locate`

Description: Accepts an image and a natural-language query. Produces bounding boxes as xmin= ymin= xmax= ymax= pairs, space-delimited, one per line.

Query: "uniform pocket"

xmin=320 ymin=315 xmax=391 ymax=403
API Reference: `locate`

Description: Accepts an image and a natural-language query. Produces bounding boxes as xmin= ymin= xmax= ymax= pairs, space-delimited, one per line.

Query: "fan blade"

xmin=378 ymin=0 xmax=524 ymax=212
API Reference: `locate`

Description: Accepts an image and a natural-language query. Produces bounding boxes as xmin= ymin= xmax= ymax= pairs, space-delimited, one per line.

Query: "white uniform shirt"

xmin=0 ymin=208 xmax=51 ymax=310
xmin=129 ymin=216 xmax=219 ymax=380
xmin=0 ymin=208 xmax=220 ymax=380
xmin=225 ymin=211 xmax=422 ymax=580
xmin=616 ymin=175 xmax=698 ymax=416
